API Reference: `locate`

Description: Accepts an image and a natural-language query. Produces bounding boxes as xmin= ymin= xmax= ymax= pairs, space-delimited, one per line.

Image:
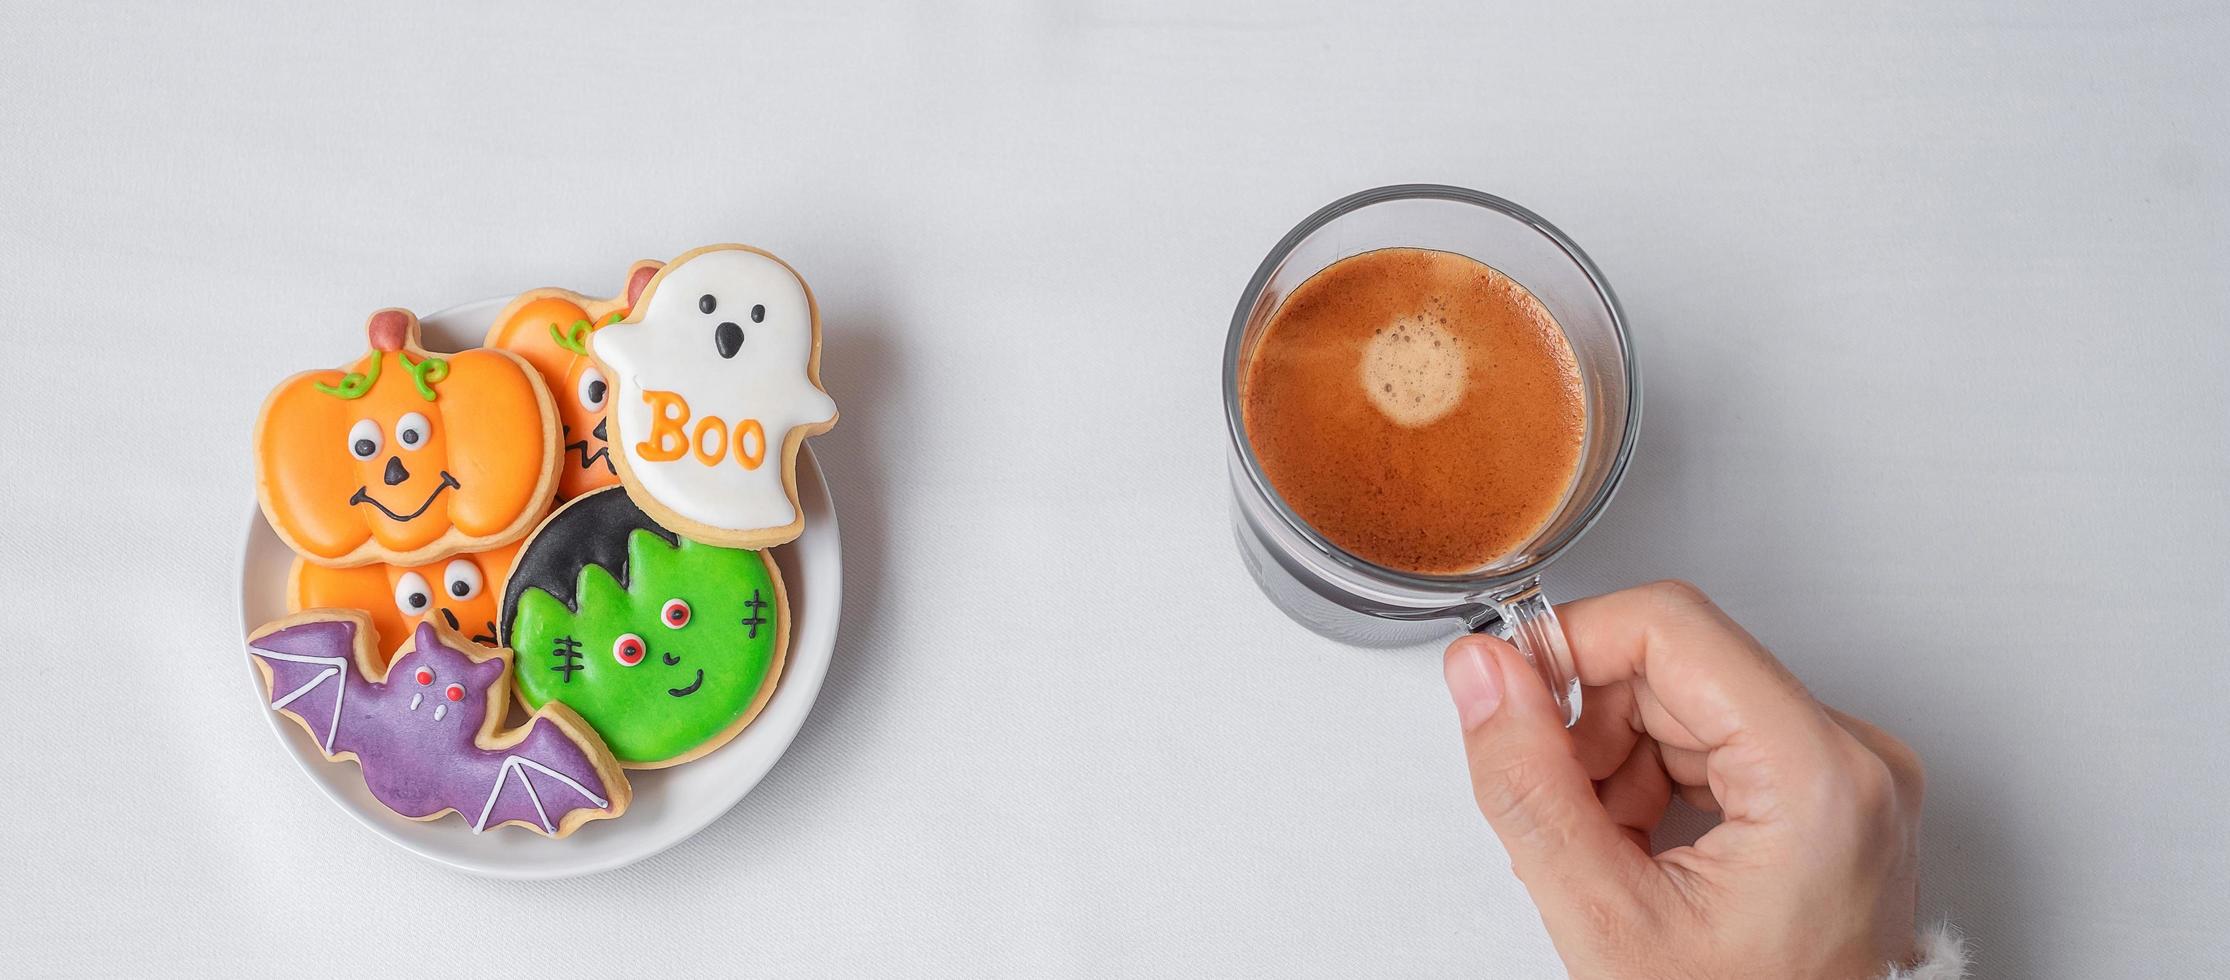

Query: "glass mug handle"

xmin=1476 ymin=576 xmax=1583 ymax=727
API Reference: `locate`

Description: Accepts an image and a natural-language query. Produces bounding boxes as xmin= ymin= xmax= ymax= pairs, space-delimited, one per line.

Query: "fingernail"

xmin=1445 ymin=641 xmax=1504 ymax=731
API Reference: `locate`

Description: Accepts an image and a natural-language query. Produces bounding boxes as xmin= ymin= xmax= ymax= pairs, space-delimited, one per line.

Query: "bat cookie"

xmin=485 ymin=260 xmax=663 ymax=501
xmin=501 ymin=486 xmax=787 ymax=769
xmin=255 ymin=309 xmax=562 ymax=567
xmin=248 ymin=611 xmax=630 ymax=837
xmin=287 ymin=540 xmax=520 ymax=664
xmin=591 ymin=244 xmax=837 ymax=549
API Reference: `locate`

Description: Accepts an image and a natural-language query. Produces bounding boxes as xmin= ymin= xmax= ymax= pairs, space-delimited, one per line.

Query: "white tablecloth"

xmin=4 ymin=1 xmax=2224 ymax=975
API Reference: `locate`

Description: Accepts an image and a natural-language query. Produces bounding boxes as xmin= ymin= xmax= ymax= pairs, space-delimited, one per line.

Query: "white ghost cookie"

xmin=591 ymin=244 xmax=838 ymax=548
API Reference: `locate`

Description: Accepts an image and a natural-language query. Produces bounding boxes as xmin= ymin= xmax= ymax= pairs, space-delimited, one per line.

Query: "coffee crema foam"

xmin=1240 ymin=248 xmax=1584 ymax=575
xmin=1360 ymin=313 xmax=1466 ymax=427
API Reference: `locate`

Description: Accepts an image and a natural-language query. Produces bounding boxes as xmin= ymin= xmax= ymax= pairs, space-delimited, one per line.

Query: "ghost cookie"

xmin=500 ymin=486 xmax=786 ymax=769
xmin=247 ymin=611 xmax=631 ymax=838
xmin=255 ymin=309 xmax=562 ymax=568
xmin=485 ymin=260 xmax=663 ymax=501
xmin=287 ymin=540 xmax=520 ymax=663
xmin=590 ymin=244 xmax=837 ymax=549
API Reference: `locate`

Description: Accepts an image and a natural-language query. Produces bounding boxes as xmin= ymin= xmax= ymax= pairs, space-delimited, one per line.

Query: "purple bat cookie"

xmin=247 ymin=612 xmax=631 ymax=837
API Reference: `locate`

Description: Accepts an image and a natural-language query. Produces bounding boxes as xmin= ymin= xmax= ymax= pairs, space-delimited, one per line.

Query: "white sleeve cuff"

xmin=1883 ymin=922 xmax=1969 ymax=980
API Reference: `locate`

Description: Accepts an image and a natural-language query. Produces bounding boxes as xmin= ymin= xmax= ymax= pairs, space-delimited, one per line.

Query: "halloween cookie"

xmin=485 ymin=261 xmax=663 ymax=501
xmin=500 ymin=487 xmax=787 ymax=769
xmin=591 ymin=244 xmax=837 ymax=549
xmin=287 ymin=540 xmax=520 ymax=663
xmin=255 ymin=309 xmax=562 ymax=568
xmin=248 ymin=612 xmax=631 ymax=838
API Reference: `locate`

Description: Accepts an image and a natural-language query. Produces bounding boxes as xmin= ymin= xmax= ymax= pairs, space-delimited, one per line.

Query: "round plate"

xmin=236 ymin=297 xmax=841 ymax=879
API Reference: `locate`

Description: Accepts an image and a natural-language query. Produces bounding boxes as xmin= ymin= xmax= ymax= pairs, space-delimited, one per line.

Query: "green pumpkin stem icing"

xmin=549 ymin=319 xmax=593 ymax=356
xmin=312 ymin=351 xmax=383 ymax=399
xmin=511 ymin=529 xmax=780 ymax=765
xmin=312 ymin=349 xmax=450 ymax=401
xmin=399 ymin=352 xmax=449 ymax=401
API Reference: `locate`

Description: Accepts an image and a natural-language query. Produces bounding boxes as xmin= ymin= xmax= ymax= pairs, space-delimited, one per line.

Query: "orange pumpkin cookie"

xmin=287 ymin=540 xmax=521 ymax=663
xmin=255 ymin=309 xmax=561 ymax=568
xmin=485 ymin=261 xmax=662 ymax=501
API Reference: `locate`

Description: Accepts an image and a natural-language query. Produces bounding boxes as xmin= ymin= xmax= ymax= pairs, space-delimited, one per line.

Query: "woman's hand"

xmin=1443 ymin=581 xmax=1929 ymax=979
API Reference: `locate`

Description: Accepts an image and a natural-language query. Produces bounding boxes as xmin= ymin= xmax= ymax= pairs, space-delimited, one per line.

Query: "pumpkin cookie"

xmin=287 ymin=540 xmax=521 ymax=664
xmin=254 ymin=309 xmax=561 ymax=567
xmin=485 ymin=260 xmax=663 ymax=501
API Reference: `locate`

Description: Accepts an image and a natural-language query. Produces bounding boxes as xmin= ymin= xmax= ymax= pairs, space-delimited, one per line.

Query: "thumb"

xmin=1444 ymin=634 xmax=1650 ymax=911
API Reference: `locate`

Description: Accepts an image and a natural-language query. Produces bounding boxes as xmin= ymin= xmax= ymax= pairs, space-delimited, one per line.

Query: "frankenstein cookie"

xmin=500 ymin=487 xmax=788 ymax=769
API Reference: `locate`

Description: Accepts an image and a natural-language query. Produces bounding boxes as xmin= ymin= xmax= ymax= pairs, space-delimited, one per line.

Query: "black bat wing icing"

xmin=471 ymin=712 xmax=616 ymax=835
xmin=246 ymin=617 xmax=367 ymax=759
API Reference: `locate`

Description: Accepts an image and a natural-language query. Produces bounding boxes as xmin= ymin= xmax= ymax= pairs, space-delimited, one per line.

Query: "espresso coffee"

xmin=1239 ymin=247 xmax=1584 ymax=575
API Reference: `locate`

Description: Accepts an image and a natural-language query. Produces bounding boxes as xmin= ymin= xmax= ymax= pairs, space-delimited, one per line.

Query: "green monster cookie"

xmin=499 ymin=487 xmax=786 ymax=768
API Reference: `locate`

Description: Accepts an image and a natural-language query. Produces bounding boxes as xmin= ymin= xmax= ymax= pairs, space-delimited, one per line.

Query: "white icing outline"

xmin=472 ymin=757 xmax=610 ymax=834
xmin=255 ymin=648 xmax=348 ymax=755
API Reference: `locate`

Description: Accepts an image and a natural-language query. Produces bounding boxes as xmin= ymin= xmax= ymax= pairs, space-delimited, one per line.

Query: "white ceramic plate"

xmin=236 ymin=297 xmax=840 ymax=879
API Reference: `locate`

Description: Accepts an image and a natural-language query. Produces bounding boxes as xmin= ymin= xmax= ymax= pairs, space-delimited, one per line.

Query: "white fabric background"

xmin=3 ymin=1 xmax=2225 ymax=975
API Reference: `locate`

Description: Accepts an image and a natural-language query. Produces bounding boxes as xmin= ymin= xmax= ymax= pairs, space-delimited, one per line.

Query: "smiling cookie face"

xmin=501 ymin=487 xmax=786 ymax=768
xmin=591 ymin=244 xmax=837 ymax=549
xmin=255 ymin=309 xmax=560 ymax=567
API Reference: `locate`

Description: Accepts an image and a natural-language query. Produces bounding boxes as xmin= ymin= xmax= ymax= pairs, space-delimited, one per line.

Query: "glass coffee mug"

xmin=1222 ymin=185 xmax=1640 ymax=726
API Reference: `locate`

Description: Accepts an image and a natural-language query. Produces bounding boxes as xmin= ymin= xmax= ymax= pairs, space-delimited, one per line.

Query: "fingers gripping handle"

xmin=1480 ymin=578 xmax=1583 ymax=727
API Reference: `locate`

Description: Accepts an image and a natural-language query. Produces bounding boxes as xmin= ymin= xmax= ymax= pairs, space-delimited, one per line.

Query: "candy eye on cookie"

xmin=444 ymin=559 xmax=483 ymax=600
xmin=394 ymin=571 xmax=433 ymax=615
xmin=613 ymin=632 xmax=646 ymax=667
xmin=348 ymin=419 xmax=382 ymax=460
xmin=661 ymin=598 xmax=691 ymax=629
xmin=395 ymin=412 xmax=431 ymax=451
xmin=577 ymin=368 xmax=608 ymax=412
